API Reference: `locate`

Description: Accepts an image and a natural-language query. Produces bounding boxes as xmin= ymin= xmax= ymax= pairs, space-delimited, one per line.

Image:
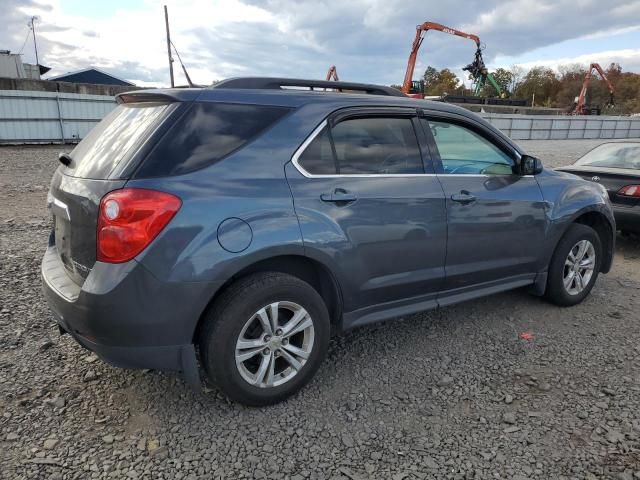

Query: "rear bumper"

xmin=613 ymin=205 xmax=640 ymax=233
xmin=41 ymin=245 xmax=218 ymax=387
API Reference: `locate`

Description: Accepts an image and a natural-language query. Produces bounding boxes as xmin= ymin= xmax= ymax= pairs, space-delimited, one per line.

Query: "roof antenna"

xmin=170 ymin=40 xmax=198 ymax=87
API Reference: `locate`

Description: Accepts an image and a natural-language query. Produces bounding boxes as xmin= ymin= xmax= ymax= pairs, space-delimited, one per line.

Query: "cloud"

xmin=1 ymin=0 xmax=639 ymax=87
xmin=503 ymin=48 xmax=640 ymax=74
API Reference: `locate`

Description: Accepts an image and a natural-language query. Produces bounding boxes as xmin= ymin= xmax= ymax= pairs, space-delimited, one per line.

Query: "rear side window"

xmin=67 ymin=103 xmax=171 ymax=179
xmin=137 ymin=102 xmax=291 ymax=177
xmin=297 ymin=116 xmax=423 ymax=175
xmin=297 ymin=128 xmax=336 ymax=174
xmin=332 ymin=117 xmax=422 ymax=174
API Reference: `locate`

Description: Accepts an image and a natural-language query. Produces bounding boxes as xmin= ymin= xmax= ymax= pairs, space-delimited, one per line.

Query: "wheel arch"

xmin=571 ymin=209 xmax=614 ymax=273
xmin=556 ymin=208 xmax=615 ymax=273
xmin=192 ymin=254 xmax=343 ymax=344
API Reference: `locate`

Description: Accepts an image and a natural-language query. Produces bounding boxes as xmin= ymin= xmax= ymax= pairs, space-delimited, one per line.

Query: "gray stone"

xmin=43 ymin=438 xmax=59 ymax=450
xmin=503 ymin=412 xmax=517 ymax=425
xmin=437 ymin=376 xmax=454 ymax=387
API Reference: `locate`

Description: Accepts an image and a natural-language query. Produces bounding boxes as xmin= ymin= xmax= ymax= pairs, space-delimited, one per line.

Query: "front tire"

xmin=199 ymin=272 xmax=330 ymax=406
xmin=545 ymin=223 xmax=602 ymax=306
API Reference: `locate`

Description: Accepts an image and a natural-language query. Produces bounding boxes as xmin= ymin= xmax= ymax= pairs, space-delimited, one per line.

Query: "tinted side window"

xmin=137 ymin=102 xmax=291 ymax=177
xmin=425 ymin=119 xmax=513 ymax=175
xmin=297 ymin=127 xmax=337 ymax=174
xmin=332 ymin=117 xmax=423 ymax=174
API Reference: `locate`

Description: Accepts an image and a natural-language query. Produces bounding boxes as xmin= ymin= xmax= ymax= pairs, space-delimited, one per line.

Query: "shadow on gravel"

xmin=130 ymin=286 xmax=548 ymax=411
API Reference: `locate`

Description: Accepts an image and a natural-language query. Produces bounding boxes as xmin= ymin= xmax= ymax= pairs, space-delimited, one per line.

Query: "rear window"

xmin=135 ymin=102 xmax=291 ymax=177
xmin=66 ymin=103 xmax=171 ymax=179
xmin=575 ymin=143 xmax=640 ymax=170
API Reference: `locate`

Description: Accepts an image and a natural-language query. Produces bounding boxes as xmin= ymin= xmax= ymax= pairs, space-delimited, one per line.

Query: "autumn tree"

xmin=514 ymin=66 xmax=560 ymax=107
xmin=422 ymin=67 xmax=460 ymax=95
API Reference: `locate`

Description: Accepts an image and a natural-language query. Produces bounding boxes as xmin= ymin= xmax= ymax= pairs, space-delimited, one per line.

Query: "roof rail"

xmin=212 ymin=77 xmax=406 ymax=97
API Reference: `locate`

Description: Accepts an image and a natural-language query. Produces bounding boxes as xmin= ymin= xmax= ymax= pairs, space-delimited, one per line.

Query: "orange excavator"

xmin=570 ymin=63 xmax=615 ymax=115
xmin=402 ymin=22 xmax=480 ymax=98
xmin=326 ymin=65 xmax=339 ymax=81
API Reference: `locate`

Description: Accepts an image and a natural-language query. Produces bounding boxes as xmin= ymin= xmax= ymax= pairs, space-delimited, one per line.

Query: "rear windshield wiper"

xmin=58 ymin=152 xmax=73 ymax=167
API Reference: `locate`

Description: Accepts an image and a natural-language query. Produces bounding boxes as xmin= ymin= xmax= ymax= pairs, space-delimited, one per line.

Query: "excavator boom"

xmin=326 ymin=65 xmax=339 ymax=82
xmin=573 ymin=63 xmax=615 ymax=115
xmin=402 ymin=22 xmax=480 ymax=96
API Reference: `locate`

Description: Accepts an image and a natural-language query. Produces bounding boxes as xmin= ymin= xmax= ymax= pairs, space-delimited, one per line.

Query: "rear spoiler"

xmin=116 ymin=92 xmax=175 ymax=104
xmin=116 ymin=89 xmax=201 ymax=104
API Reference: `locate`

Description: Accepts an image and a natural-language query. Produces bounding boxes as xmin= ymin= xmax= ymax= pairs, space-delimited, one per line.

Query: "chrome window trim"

xmin=290 ymin=118 xmax=531 ymax=179
xmin=291 ymin=119 xmax=431 ymax=179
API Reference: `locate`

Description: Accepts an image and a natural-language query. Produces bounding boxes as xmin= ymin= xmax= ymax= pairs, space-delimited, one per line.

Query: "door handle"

xmin=450 ymin=191 xmax=477 ymax=205
xmin=320 ymin=189 xmax=357 ymax=203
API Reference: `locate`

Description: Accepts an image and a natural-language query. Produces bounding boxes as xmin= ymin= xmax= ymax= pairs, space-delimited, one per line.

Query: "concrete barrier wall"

xmin=482 ymin=113 xmax=640 ymax=140
xmin=0 ymin=90 xmax=116 ymax=144
xmin=1 ymin=90 xmax=639 ymax=145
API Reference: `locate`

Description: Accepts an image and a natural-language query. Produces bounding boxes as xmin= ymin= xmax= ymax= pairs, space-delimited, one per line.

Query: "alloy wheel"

xmin=563 ymin=239 xmax=596 ymax=295
xmin=235 ymin=301 xmax=314 ymax=388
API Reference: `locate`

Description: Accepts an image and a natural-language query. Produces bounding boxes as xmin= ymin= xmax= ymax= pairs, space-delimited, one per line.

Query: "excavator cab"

xmin=409 ymin=80 xmax=424 ymax=95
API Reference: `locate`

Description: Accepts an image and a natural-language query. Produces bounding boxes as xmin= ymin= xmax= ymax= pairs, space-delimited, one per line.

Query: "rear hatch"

xmin=557 ymin=165 xmax=640 ymax=209
xmin=48 ymin=99 xmax=176 ymax=286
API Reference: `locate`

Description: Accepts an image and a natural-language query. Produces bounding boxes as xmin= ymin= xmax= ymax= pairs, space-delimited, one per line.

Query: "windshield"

xmin=575 ymin=143 xmax=640 ymax=170
xmin=65 ymin=103 xmax=171 ymax=179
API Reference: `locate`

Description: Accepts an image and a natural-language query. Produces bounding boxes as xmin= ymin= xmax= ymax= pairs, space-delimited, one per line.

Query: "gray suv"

xmin=42 ymin=78 xmax=615 ymax=405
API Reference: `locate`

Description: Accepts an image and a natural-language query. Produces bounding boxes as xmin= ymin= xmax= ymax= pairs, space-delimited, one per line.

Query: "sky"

xmin=2 ymin=0 xmax=640 ymax=88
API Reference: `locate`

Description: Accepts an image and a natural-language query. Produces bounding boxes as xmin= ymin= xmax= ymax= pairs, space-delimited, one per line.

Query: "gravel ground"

xmin=1 ymin=140 xmax=639 ymax=480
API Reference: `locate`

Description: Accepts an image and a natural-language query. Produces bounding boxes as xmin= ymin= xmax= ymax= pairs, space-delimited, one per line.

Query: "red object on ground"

xmin=519 ymin=332 xmax=534 ymax=341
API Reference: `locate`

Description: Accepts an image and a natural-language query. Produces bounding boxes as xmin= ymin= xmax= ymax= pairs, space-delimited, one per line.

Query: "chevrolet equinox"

xmin=42 ymin=78 xmax=615 ymax=405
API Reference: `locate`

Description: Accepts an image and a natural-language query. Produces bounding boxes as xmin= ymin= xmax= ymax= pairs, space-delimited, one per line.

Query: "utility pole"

xmin=164 ymin=5 xmax=175 ymax=88
xmin=30 ymin=16 xmax=40 ymax=65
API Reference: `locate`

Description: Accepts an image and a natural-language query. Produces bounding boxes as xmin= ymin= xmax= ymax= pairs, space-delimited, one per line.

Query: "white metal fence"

xmin=482 ymin=114 xmax=640 ymax=140
xmin=1 ymin=90 xmax=639 ymax=144
xmin=0 ymin=90 xmax=115 ymax=144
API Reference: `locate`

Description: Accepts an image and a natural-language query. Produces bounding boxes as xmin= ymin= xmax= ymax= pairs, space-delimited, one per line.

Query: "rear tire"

xmin=545 ymin=223 xmax=602 ymax=306
xmin=199 ymin=272 xmax=330 ymax=406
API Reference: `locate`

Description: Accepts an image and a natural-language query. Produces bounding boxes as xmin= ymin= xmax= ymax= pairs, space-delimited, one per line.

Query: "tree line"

xmin=393 ymin=63 xmax=640 ymax=114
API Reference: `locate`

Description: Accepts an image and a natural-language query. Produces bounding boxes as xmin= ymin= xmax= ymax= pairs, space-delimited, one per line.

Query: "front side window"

xmin=297 ymin=116 xmax=423 ymax=175
xmin=426 ymin=119 xmax=513 ymax=175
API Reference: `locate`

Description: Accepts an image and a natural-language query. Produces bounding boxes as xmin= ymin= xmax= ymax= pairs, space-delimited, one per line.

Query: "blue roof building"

xmin=46 ymin=67 xmax=135 ymax=86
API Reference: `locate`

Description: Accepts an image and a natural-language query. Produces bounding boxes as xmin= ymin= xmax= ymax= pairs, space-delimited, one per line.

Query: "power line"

xmin=170 ymin=40 xmax=195 ymax=87
xmin=17 ymin=26 xmax=31 ymax=55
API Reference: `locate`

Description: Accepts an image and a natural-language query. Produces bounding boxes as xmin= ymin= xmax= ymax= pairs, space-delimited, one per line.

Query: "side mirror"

xmin=520 ymin=155 xmax=543 ymax=175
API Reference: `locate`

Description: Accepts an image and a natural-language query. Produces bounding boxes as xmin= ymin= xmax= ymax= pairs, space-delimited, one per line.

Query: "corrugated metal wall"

xmin=1 ymin=90 xmax=639 ymax=144
xmin=0 ymin=90 xmax=115 ymax=144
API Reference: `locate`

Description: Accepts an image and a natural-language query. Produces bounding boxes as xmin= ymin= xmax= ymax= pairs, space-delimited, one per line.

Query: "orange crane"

xmin=326 ymin=65 xmax=339 ymax=81
xmin=571 ymin=63 xmax=615 ymax=115
xmin=402 ymin=22 xmax=480 ymax=98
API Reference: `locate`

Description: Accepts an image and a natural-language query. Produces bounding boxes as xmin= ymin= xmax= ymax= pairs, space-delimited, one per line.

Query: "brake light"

xmin=97 ymin=188 xmax=181 ymax=263
xmin=617 ymin=185 xmax=640 ymax=198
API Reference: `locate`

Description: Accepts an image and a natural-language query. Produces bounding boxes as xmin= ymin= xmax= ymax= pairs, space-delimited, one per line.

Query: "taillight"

xmin=97 ymin=188 xmax=181 ymax=263
xmin=617 ymin=185 xmax=640 ymax=198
